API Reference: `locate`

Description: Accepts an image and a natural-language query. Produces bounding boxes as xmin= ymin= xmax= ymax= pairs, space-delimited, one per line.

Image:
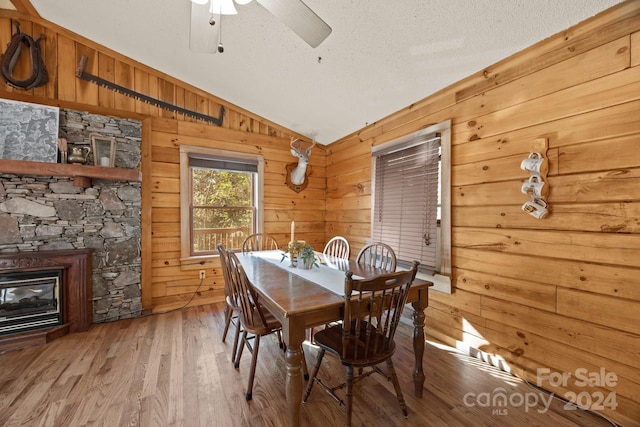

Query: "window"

xmin=371 ymin=120 xmax=451 ymax=293
xmin=180 ymin=146 xmax=264 ymax=260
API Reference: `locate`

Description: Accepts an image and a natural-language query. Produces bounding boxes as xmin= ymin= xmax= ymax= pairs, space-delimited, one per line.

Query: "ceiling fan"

xmin=189 ymin=0 xmax=332 ymax=53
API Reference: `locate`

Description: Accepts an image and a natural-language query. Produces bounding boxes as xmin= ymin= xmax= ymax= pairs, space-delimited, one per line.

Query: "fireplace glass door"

xmin=0 ymin=269 xmax=63 ymax=335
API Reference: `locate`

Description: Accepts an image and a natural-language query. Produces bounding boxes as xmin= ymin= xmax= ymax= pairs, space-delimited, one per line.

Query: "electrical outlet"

xmin=199 ymin=270 xmax=206 ymax=279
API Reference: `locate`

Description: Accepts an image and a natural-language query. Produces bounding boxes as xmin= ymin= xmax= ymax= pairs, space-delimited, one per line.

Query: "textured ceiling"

xmin=27 ymin=0 xmax=623 ymax=144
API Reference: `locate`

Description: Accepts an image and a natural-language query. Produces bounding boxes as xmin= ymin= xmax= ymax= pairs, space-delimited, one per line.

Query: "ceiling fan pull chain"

xmin=217 ymin=2 xmax=224 ymax=52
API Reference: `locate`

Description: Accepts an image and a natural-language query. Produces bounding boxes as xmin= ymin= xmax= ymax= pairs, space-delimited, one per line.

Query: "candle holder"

xmin=91 ymin=134 xmax=116 ymax=167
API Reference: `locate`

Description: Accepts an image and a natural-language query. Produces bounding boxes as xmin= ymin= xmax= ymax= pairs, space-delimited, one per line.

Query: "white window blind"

xmin=372 ymin=133 xmax=441 ymax=272
xmin=188 ymin=154 xmax=259 ymax=172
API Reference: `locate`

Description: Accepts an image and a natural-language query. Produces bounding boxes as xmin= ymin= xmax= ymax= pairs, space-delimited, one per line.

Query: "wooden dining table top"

xmin=236 ymin=250 xmax=430 ymax=320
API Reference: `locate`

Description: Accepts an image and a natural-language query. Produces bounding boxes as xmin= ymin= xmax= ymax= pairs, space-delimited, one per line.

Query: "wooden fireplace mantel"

xmin=0 ymin=249 xmax=94 ymax=352
xmin=0 ymin=159 xmax=141 ymax=188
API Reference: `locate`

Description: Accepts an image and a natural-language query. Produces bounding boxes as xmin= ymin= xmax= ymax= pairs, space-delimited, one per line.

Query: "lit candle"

xmin=291 ymin=220 xmax=295 ymax=242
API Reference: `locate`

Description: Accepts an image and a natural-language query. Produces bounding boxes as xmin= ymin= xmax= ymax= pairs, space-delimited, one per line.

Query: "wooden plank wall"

xmin=146 ymin=119 xmax=326 ymax=311
xmin=1 ymin=2 xmax=639 ymax=424
xmin=0 ymin=9 xmax=327 ymax=312
xmin=326 ymin=2 xmax=640 ymax=425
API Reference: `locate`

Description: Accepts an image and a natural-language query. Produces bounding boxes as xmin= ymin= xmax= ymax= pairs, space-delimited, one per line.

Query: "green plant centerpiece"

xmin=297 ymin=244 xmax=319 ymax=270
xmin=281 ymin=239 xmax=305 ymax=267
xmin=280 ymin=240 xmax=318 ymax=269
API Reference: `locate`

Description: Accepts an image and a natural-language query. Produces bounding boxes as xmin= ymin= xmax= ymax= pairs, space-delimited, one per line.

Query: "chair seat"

xmin=313 ymin=323 xmax=395 ymax=367
xmin=242 ymin=306 xmax=281 ymax=336
xmin=226 ymin=295 xmax=239 ymax=309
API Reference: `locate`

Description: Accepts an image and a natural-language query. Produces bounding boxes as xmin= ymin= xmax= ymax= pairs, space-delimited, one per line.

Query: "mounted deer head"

xmin=285 ymin=137 xmax=316 ymax=192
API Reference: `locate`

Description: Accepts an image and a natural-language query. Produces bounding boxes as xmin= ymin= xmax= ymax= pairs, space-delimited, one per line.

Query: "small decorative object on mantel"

xmin=520 ymin=138 xmax=550 ymax=219
xmin=0 ymin=98 xmax=59 ymax=163
xmin=67 ymin=146 xmax=90 ymax=164
xmin=57 ymin=138 xmax=68 ymax=163
xmin=91 ymin=134 xmax=116 ymax=167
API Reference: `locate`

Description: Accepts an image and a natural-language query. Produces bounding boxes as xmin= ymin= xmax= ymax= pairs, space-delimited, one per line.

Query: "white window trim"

xmin=179 ymin=145 xmax=265 ymax=262
xmin=371 ymin=120 xmax=451 ymax=293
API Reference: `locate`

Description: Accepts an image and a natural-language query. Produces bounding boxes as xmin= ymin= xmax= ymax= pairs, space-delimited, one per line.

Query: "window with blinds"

xmin=372 ymin=133 xmax=441 ymax=273
xmin=180 ymin=146 xmax=264 ymax=260
xmin=188 ymin=154 xmax=259 ymax=254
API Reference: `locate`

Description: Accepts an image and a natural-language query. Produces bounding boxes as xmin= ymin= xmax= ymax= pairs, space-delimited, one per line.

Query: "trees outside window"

xmin=180 ymin=146 xmax=264 ymax=259
xmin=191 ymin=168 xmax=255 ymax=254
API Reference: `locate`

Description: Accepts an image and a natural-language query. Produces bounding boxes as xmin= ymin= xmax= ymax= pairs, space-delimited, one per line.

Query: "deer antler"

xmin=290 ymin=137 xmax=316 ymax=152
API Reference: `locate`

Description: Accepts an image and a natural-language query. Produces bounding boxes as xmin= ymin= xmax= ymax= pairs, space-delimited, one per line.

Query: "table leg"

xmin=282 ymin=320 xmax=305 ymax=427
xmin=411 ymin=291 xmax=428 ymax=397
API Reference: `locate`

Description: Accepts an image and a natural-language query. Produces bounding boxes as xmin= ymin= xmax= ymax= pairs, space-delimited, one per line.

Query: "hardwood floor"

xmin=0 ymin=303 xmax=617 ymax=426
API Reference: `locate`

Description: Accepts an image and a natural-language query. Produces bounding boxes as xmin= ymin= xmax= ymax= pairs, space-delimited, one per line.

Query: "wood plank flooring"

xmin=0 ymin=303 xmax=618 ymax=426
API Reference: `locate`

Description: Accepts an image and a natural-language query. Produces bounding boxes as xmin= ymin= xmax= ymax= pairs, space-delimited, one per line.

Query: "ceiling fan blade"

xmin=190 ymin=2 xmax=221 ymax=53
xmin=256 ymin=0 xmax=332 ymax=48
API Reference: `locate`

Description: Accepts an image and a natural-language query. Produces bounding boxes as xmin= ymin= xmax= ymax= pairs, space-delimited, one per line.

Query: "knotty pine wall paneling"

xmin=326 ymin=3 xmax=640 ymax=425
xmin=2 ymin=1 xmax=639 ymax=423
xmin=0 ymin=9 xmax=326 ymax=313
xmin=147 ymin=119 xmax=326 ymax=311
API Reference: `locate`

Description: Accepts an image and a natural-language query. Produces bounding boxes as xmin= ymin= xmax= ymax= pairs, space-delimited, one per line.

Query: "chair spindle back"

xmin=323 ymin=236 xmax=350 ymax=260
xmin=356 ymin=242 xmax=397 ymax=272
xmin=242 ymin=233 xmax=279 ymax=252
xmin=341 ymin=262 xmax=418 ymax=362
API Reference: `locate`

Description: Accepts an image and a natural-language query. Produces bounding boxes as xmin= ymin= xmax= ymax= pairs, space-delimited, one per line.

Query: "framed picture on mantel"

xmin=0 ymin=98 xmax=59 ymax=163
xmin=91 ymin=134 xmax=116 ymax=167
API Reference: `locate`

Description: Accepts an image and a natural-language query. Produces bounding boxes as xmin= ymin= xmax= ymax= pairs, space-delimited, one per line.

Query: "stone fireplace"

xmin=0 ymin=107 xmax=142 ymax=342
xmin=0 ymin=249 xmax=93 ymax=352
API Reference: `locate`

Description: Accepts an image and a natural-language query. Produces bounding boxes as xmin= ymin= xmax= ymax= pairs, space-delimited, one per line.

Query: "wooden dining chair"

xmin=356 ymin=242 xmax=397 ymax=272
xmin=240 ymin=232 xmax=285 ymax=349
xmin=226 ymin=250 xmax=284 ymax=400
xmin=302 ymin=262 xmax=419 ymax=426
xmin=323 ymin=236 xmax=350 ymax=260
xmin=217 ymin=243 xmax=242 ymax=364
xmin=241 ymin=233 xmax=279 ymax=252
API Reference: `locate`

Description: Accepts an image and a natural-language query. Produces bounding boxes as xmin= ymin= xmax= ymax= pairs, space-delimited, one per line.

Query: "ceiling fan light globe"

xmin=191 ymin=0 xmax=208 ymax=4
xmin=210 ymin=0 xmax=238 ymax=15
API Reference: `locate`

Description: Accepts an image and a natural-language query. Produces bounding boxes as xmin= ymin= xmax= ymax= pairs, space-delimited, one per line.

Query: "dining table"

xmin=235 ymin=250 xmax=433 ymax=427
